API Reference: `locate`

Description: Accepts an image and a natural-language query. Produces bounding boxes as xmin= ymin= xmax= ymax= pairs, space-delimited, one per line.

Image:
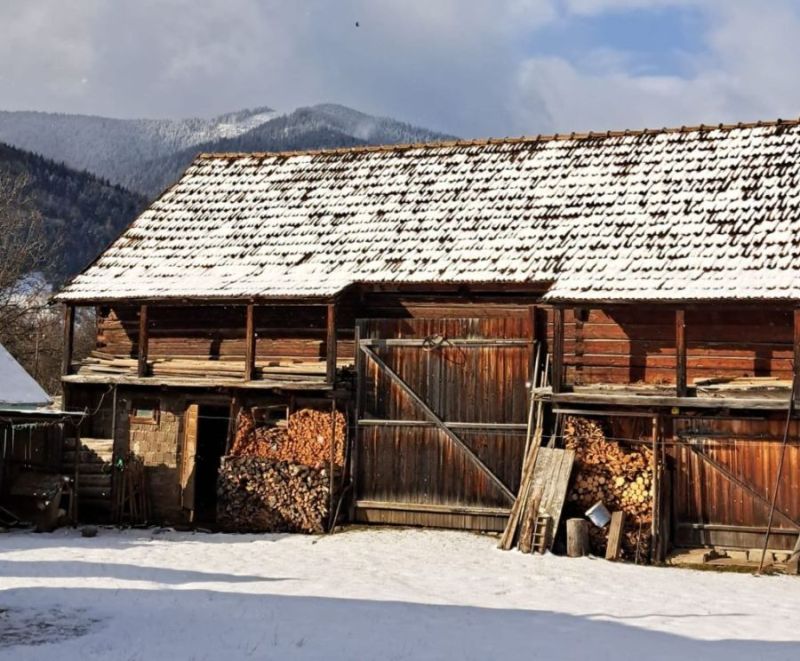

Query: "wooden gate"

xmin=672 ymin=417 xmax=800 ymax=550
xmin=352 ymin=317 xmax=535 ymax=531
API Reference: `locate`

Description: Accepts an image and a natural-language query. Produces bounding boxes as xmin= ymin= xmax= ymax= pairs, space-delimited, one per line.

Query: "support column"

xmin=551 ymin=307 xmax=565 ymax=394
xmin=793 ymin=308 xmax=800 ymax=405
xmin=137 ymin=304 xmax=149 ymax=378
xmin=676 ymin=309 xmax=687 ymax=397
xmin=244 ymin=303 xmax=255 ymax=382
xmin=326 ymin=302 xmax=337 ymax=385
xmin=62 ymin=304 xmax=75 ymax=376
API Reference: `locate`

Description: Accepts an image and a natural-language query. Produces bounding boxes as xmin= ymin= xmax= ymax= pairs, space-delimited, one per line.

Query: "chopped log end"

xmin=230 ymin=407 xmax=345 ymax=468
xmin=217 ymin=456 xmax=340 ymax=533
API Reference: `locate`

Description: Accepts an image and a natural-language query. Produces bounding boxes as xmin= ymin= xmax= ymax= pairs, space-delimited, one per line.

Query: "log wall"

xmin=551 ymin=306 xmax=794 ymax=386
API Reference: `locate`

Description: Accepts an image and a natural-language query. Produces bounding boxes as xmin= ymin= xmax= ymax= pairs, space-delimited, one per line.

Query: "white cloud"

xmin=512 ymin=0 xmax=800 ymax=133
xmin=0 ymin=0 xmax=799 ymax=138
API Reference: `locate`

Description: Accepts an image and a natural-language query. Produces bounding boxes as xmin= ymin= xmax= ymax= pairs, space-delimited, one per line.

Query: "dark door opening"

xmin=193 ymin=404 xmax=230 ymax=524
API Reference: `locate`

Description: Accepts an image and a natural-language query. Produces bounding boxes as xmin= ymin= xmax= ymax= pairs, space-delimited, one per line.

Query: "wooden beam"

xmin=62 ymin=304 xmax=75 ymax=376
xmin=676 ymin=309 xmax=687 ymax=397
xmin=551 ymin=307 xmax=565 ymax=393
xmin=326 ymin=302 xmax=337 ymax=385
xmin=244 ymin=303 xmax=256 ymax=381
xmin=137 ymin=304 xmax=149 ymax=378
xmin=361 ymin=345 xmax=515 ymax=502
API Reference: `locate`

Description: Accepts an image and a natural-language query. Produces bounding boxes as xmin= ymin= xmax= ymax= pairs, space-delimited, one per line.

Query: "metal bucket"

xmin=585 ymin=501 xmax=611 ymax=528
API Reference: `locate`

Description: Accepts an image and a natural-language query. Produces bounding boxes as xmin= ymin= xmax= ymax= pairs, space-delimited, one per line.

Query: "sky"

xmin=1 ymin=0 xmax=800 ymax=137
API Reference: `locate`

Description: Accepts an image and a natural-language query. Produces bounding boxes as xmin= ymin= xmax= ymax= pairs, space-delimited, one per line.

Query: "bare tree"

xmin=0 ymin=172 xmax=65 ymax=393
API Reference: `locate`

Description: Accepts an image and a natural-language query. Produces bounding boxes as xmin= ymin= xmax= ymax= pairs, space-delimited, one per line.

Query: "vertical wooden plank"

xmin=327 ymin=302 xmax=337 ymax=385
xmin=605 ymin=511 xmax=626 ymax=560
xmin=62 ymin=304 xmax=75 ymax=376
xmin=180 ymin=404 xmax=200 ymax=518
xmin=794 ymin=308 xmax=800 ymax=405
xmin=244 ymin=303 xmax=255 ymax=381
xmin=676 ymin=309 xmax=687 ymax=397
xmin=651 ymin=415 xmax=661 ymax=563
xmin=552 ymin=307 xmax=565 ymax=393
xmin=137 ymin=304 xmax=149 ymax=378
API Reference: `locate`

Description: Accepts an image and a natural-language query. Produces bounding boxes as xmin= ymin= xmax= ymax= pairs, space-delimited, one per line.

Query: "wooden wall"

xmin=671 ymin=416 xmax=800 ymax=550
xmin=553 ymin=306 xmax=794 ymax=386
xmin=97 ymin=304 xmax=356 ymax=363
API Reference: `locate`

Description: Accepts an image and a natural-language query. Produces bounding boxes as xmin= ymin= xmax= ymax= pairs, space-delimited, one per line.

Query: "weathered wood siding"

xmin=671 ymin=416 xmax=800 ymax=550
xmin=97 ymin=304 xmax=356 ymax=363
xmin=354 ymin=316 xmax=534 ymax=531
xmin=552 ymin=306 xmax=794 ymax=386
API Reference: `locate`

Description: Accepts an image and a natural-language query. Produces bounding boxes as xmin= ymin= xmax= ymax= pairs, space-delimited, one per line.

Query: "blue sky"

xmin=1 ymin=1 xmax=799 ymax=137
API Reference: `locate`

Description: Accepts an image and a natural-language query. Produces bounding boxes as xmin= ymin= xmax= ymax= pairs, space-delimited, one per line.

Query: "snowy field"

xmin=1 ymin=527 xmax=799 ymax=660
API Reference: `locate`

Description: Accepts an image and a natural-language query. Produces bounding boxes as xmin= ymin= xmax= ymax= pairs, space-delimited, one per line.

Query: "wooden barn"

xmin=55 ymin=119 xmax=800 ymax=560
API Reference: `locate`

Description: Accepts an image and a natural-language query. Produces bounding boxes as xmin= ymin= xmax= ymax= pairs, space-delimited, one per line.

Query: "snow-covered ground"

xmin=1 ymin=527 xmax=798 ymax=660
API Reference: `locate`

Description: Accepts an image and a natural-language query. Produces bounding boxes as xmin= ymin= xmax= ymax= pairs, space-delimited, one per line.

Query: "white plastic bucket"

xmin=585 ymin=501 xmax=611 ymax=527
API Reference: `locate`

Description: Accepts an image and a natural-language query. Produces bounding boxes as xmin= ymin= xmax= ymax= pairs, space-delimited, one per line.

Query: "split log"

xmin=230 ymin=407 xmax=345 ymax=468
xmin=564 ymin=416 xmax=653 ymax=561
xmin=217 ymin=456 xmax=339 ymax=533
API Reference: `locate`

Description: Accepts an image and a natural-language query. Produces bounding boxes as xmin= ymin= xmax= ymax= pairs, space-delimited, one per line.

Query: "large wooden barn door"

xmin=672 ymin=417 xmax=800 ymax=550
xmin=353 ymin=317 xmax=535 ymax=531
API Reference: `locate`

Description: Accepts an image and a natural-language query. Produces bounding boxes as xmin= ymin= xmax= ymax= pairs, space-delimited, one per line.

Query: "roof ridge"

xmin=196 ymin=116 xmax=800 ymax=161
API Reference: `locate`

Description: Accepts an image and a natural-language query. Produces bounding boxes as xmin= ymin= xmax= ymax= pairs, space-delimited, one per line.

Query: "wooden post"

xmin=137 ymin=304 xmax=149 ymax=378
xmin=794 ymin=309 xmax=800 ymax=405
xmin=528 ymin=304 xmax=539 ymax=381
xmin=551 ymin=307 xmax=565 ymax=394
xmin=651 ymin=415 xmax=662 ymax=563
xmin=62 ymin=304 xmax=75 ymax=376
xmin=676 ymin=309 xmax=687 ymax=397
xmin=326 ymin=302 xmax=337 ymax=386
xmin=566 ymin=518 xmax=589 ymax=557
xmin=244 ymin=303 xmax=256 ymax=381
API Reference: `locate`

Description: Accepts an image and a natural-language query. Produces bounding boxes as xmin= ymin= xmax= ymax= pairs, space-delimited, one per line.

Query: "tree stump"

xmin=567 ymin=518 xmax=590 ymax=557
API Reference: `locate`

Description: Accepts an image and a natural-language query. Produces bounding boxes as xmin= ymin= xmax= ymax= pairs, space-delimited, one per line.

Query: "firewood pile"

xmin=220 ymin=407 xmax=345 ymax=533
xmin=230 ymin=408 xmax=345 ymax=468
xmin=564 ymin=416 xmax=653 ymax=561
xmin=217 ymin=457 xmax=338 ymax=533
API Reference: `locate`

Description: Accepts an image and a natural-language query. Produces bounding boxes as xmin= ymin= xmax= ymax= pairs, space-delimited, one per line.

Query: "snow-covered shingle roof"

xmin=57 ymin=120 xmax=800 ymax=303
xmin=0 ymin=344 xmax=51 ymax=408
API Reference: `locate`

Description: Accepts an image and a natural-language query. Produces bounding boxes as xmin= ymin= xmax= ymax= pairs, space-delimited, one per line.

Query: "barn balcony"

xmin=60 ymin=302 xmax=346 ymax=392
xmin=546 ymin=305 xmax=800 ymax=412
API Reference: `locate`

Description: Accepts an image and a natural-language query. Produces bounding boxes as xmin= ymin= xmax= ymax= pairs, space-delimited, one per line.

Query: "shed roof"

xmin=0 ymin=343 xmax=51 ymax=408
xmin=57 ymin=119 xmax=800 ymax=303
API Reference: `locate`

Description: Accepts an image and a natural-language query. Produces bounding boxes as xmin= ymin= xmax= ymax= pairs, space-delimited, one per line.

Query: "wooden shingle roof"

xmin=57 ymin=119 xmax=800 ymax=303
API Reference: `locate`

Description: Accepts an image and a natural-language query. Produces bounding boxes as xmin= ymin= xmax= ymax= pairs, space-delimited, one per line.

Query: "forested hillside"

xmin=0 ymin=141 xmax=145 ymax=282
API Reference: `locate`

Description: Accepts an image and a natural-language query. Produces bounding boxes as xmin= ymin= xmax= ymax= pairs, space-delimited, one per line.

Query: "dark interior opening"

xmin=194 ymin=404 xmax=230 ymax=524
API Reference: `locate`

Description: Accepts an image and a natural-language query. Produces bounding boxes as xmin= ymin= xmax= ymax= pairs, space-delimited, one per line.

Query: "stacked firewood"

xmin=230 ymin=408 xmax=345 ymax=468
xmin=221 ymin=407 xmax=345 ymax=533
xmin=217 ymin=457 xmax=337 ymax=533
xmin=564 ymin=416 xmax=653 ymax=561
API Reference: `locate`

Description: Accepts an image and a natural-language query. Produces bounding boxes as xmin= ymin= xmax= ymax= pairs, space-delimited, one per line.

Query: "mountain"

xmin=0 ymin=104 xmax=453 ymax=197
xmin=0 ymin=141 xmax=146 ymax=282
xmin=0 ymin=106 xmax=277 ymax=195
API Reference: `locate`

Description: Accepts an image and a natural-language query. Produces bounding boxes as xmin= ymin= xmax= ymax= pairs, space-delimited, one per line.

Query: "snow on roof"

xmin=57 ymin=119 xmax=800 ymax=303
xmin=0 ymin=343 xmax=51 ymax=407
